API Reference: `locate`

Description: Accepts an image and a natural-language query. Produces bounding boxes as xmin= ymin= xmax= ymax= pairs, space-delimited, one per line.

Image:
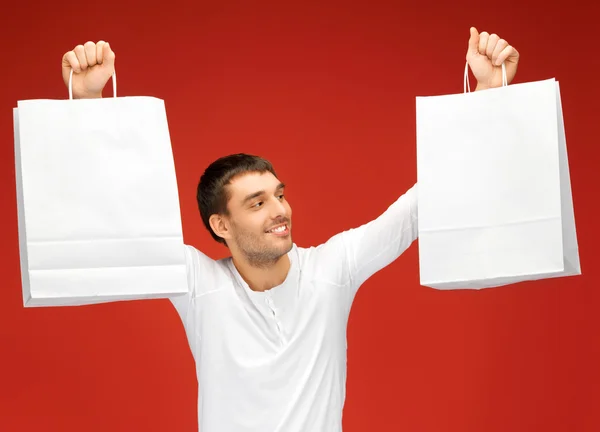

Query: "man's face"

xmin=224 ymin=171 xmax=293 ymax=266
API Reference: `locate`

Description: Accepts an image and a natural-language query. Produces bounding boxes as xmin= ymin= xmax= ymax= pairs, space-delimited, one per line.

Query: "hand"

xmin=466 ymin=27 xmax=519 ymax=91
xmin=61 ymin=41 xmax=115 ymax=99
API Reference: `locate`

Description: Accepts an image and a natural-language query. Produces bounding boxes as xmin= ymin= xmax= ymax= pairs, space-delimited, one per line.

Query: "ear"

xmin=209 ymin=213 xmax=232 ymax=242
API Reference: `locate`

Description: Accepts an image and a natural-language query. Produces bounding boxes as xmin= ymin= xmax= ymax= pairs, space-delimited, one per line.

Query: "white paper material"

xmin=416 ymin=79 xmax=581 ymax=289
xmin=14 ymin=96 xmax=188 ymax=306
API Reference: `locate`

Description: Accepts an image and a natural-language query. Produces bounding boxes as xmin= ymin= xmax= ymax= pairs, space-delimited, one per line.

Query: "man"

xmin=60 ymin=27 xmax=519 ymax=431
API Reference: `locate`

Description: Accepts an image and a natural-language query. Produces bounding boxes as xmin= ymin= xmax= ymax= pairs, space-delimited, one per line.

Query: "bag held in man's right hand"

xmin=14 ymin=72 xmax=189 ymax=306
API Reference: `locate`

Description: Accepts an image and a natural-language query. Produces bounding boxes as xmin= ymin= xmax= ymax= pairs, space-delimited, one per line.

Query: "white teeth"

xmin=269 ymin=225 xmax=287 ymax=233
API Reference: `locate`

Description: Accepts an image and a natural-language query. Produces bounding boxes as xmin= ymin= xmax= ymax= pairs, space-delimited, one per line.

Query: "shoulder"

xmin=294 ymin=236 xmax=351 ymax=287
xmin=184 ymin=244 xmax=233 ymax=297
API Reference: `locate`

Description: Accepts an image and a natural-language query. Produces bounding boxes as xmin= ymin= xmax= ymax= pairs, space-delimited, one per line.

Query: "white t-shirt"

xmin=170 ymin=184 xmax=418 ymax=432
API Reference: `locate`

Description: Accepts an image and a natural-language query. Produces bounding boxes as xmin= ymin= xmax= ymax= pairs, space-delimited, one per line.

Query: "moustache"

xmin=265 ymin=216 xmax=290 ymax=231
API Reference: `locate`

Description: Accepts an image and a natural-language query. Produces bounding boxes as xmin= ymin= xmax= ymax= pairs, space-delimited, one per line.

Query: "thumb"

xmin=61 ymin=54 xmax=71 ymax=87
xmin=467 ymin=27 xmax=479 ymax=57
xmin=102 ymin=42 xmax=116 ymax=70
xmin=61 ymin=51 xmax=78 ymax=88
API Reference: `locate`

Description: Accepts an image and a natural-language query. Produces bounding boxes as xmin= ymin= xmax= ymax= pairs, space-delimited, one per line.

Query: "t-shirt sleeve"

xmin=169 ymin=245 xmax=197 ymax=327
xmin=169 ymin=244 xmax=215 ymax=354
xmin=311 ymin=183 xmax=418 ymax=295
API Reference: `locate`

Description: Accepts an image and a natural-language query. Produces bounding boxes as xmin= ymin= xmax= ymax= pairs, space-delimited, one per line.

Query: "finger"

xmin=500 ymin=46 xmax=519 ymax=84
xmin=491 ymin=38 xmax=508 ymax=66
xmin=96 ymin=40 xmax=106 ymax=64
xmin=62 ymin=50 xmax=81 ymax=73
xmin=486 ymin=33 xmax=500 ymax=59
xmin=102 ymin=42 xmax=116 ymax=68
xmin=73 ymin=44 xmax=88 ymax=71
xmin=61 ymin=51 xmax=81 ymax=86
xmin=84 ymin=41 xmax=97 ymax=67
xmin=478 ymin=32 xmax=489 ymax=56
xmin=467 ymin=27 xmax=480 ymax=56
xmin=497 ymin=45 xmax=519 ymax=66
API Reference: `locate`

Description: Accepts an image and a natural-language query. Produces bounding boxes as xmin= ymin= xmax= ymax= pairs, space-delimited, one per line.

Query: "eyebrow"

xmin=242 ymin=182 xmax=285 ymax=205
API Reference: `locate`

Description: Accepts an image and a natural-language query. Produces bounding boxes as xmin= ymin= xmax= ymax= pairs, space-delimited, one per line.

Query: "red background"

xmin=1 ymin=0 xmax=599 ymax=430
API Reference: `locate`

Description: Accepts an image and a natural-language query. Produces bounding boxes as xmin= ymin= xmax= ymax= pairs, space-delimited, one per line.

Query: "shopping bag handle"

xmin=463 ymin=61 xmax=507 ymax=93
xmin=68 ymin=69 xmax=117 ymax=100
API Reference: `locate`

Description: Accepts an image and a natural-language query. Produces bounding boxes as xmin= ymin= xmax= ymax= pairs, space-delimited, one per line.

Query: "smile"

xmin=266 ymin=224 xmax=290 ymax=236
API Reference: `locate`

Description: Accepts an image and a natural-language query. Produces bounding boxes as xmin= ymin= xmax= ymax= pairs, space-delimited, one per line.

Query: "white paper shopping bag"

xmin=14 ymin=72 xmax=188 ymax=306
xmin=415 ymin=63 xmax=581 ymax=289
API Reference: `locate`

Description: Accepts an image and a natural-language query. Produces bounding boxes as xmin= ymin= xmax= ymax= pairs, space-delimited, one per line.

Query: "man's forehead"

xmin=229 ymin=171 xmax=282 ymax=195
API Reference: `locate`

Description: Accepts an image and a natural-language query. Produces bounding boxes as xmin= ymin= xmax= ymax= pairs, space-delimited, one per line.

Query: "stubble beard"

xmin=235 ymin=230 xmax=293 ymax=269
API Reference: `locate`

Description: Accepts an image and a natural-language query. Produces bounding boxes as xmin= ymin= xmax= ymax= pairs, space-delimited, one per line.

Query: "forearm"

xmin=342 ymin=183 xmax=418 ymax=289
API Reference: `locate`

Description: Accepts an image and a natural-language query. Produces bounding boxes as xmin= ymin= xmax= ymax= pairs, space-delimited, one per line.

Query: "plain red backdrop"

xmin=1 ymin=0 xmax=599 ymax=430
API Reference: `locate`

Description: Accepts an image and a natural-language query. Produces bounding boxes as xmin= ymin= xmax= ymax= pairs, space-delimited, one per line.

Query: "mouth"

xmin=265 ymin=223 xmax=290 ymax=237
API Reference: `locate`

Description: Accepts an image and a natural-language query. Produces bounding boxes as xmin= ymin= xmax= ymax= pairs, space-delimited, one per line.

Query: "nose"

xmin=269 ymin=196 xmax=288 ymax=219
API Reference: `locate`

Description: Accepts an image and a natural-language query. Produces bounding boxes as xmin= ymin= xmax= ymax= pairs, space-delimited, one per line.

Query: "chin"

xmin=275 ymin=237 xmax=293 ymax=256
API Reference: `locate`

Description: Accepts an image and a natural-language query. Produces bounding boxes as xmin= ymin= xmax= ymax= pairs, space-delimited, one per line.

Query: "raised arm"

xmin=343 ymin=184 xmax=418 ymax=290
xmin=309 ymin=184 xmax=418 ymax=296
xmin=307 ymin=27 xmax=520 ymax=298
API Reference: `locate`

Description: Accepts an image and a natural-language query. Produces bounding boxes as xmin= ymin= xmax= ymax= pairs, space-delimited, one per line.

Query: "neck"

xmin=232 ymin=252 xmax=291 ymax=292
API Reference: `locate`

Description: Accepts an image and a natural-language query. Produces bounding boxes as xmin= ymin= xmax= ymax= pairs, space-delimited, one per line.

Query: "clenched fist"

xmin=61 ymin=41 xmax=115 ymax=99
xmin=466 ymin=27 xmax=519 ymax=91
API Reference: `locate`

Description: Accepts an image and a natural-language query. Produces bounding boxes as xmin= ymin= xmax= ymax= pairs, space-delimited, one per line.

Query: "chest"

xmin=195 ymin=275 xmax=349 ymax=367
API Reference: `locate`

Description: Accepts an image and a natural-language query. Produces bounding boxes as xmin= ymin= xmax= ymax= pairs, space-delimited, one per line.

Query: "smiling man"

xmin=60 ymin=27 xmax=519 ymax=431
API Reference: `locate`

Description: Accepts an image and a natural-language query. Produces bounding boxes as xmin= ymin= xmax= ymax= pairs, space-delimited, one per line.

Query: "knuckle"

xmin=84 ymin=41 xmax=95 ymax=49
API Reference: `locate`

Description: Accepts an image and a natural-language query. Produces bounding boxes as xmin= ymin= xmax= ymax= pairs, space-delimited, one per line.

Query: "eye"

xmin=252 ymin=201 xmax=263 ymax=208
xmin=277 ymin=194 xmax=285 ymax=200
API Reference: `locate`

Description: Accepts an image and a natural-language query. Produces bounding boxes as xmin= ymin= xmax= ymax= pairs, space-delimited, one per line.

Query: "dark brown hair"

xmin=197 ymin=153 xmax=277 ymax=244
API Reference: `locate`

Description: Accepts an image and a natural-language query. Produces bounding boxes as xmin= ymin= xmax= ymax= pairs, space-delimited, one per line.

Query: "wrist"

xmin=74 ymin=91 xmax=103 ymax=99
